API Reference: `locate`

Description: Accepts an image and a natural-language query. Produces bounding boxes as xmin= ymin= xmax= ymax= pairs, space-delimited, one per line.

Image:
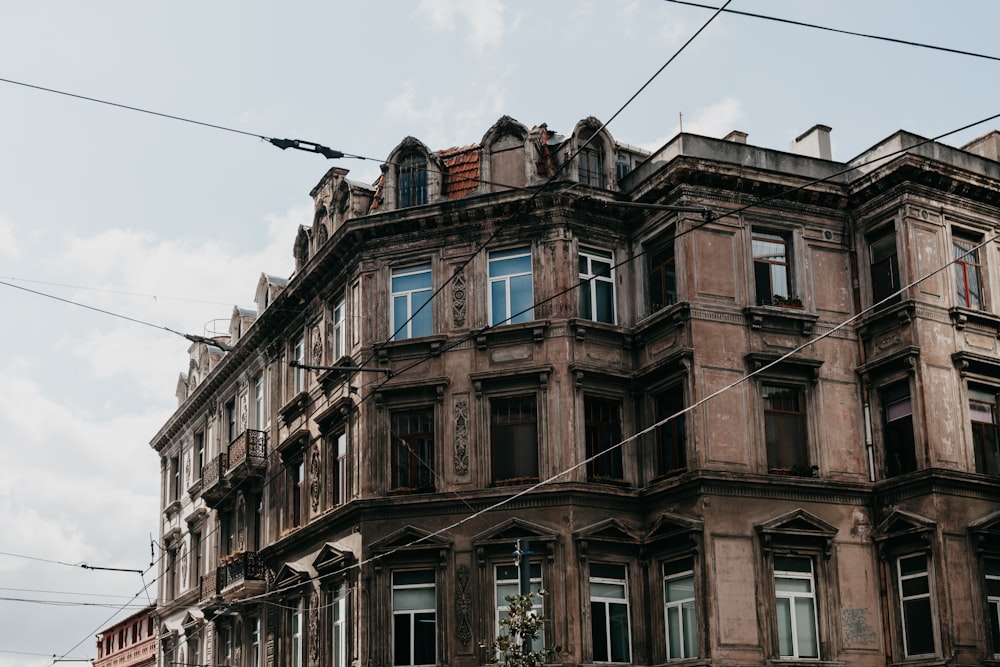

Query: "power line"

xmin=663 ymin=0 xmax=1000 ymax=62
xmin=0 ymin=275 xmax=237 ymax=308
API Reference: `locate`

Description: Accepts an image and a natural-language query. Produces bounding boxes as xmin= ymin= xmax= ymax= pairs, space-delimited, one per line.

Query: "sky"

xmin=0 ymin=1 xmax=997 ymax=664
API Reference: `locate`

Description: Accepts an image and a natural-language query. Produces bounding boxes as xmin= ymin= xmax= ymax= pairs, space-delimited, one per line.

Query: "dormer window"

xmin=398 ymin=154 xmax=428 ymax=208
xmin=579 ymin=143 xmax=604 ymax=188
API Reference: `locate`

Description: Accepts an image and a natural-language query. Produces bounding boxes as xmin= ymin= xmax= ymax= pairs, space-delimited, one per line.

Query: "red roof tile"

xmin=439 ymin=144 xmax=480 ymax=199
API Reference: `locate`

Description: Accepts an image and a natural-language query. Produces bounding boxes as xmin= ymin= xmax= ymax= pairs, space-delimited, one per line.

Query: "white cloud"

xmin=640 ymin=97 xmax=745 ymax=151
xmin=0 ymin=214 xmax=19 ymax=257
xmin=385 ymin=80 xmax=506 ymax=149
xmin=417 ymin=0 xmax=506 ymax=53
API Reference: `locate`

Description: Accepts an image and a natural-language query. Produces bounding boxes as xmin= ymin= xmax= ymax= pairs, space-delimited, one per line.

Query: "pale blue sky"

xmin=0 ymin=1 xmax=997 ymax=664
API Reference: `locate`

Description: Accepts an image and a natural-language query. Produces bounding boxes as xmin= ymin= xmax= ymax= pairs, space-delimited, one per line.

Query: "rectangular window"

xmin=169 ymin=456 xmax=181 ymax=502
xmin=250 ymin=617 xmax=262 ymax=667
xmin=753 ymin=230 xmax=792 ymax=306
xmin=882 ymin=382 xmax=917 ymax=477
xmin=188 ymin=638 xmax=200 ymax=667
xmin=332 ymin=584 xmax=347 ymax=667
xmin=190 ymin=531 xmax=202 ymax=590
xmin=656 ymin=386 xmax=687 ymax=476
xmin=774 ymin=556 xmax=819 ymax=659
xmin=580 ymin=247 xmax=616 ymax=324
xmin=870 ymin=229 xmax=901 ymax=306
xmin=491 ymin=396 xmax=539 ymax=484
xmin=954 ymin=231 xmax=984 ymax=310
xmin=293 ymin=338 xmax=306 ymax=394
xmin=291 ymin=458 xmax=305 ymax=527
xmin=763 ymin=384 xmax=809 ymax=473
xmin=986 ymin=558 xmax=1000 ymax=655
xmin=391 ymin=264 xmax=433 ymax=340
xmin=579 ymin=145 xmax=605 ymax=187
xmin=664 ymin=558 xmax=698 ymax=660
xmin=253 ymin=374 xmax=265 ymax=430
xmin=398 ymin=156 xmax=428 ymax=208
xmin=898 ymin=554 xmax=935 ymax=656
xmin=585 ymin=396 xmax=624 ymax=481
xmin=225 ymin=398 xmax=237 ymax=444
xmin=194 ymin=431 xmax=205 ymax=481
xmin=331 ymin=432 xmax=347 ymax=506
xmin=220 ymin=625 xmax=232 ymax=666
xmin=970 ymin=388 xmax=1000 ymax=475
xmin=590 ymin=563 xmax=631 ymax=663
xmin=392 ymin=570 xmax=436 ymax=666
xmin=391 ymin=409 xmax=434 ymax=492
xmin=291 ymin=599 xmax=304 ymax=667
xmin=333 ymin=298 xmax=346 ymax=359
xmin=648 ymin=243 xmax=677 ymax=313
xmin=495 ymin=563 xmax=544 ymax=654
xmin=489 ymin=247 xmax=533 ymax=325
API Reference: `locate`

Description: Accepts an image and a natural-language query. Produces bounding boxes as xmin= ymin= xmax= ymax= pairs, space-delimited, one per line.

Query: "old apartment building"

xmin=94 ymin=604 xmax=157 ymax=667
xmin=151 ymin=115 xmax=1000 ymax=667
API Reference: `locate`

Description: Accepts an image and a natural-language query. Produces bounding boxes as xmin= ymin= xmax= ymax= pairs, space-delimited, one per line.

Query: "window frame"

xmin=588 ymin=562 xmax=632 ymax=663
xmin=291 ymin=597 xmax=304 ymax=667
xmin=647 ymin=242 xmax=677 ymax=314
xmin=663 ymin=556 xmax=698 ymax=661
xmin=773 ymin=555 xmax=820 ymax=659
xmin=397 ymin=154 xmax=429 ymax=208
xmin=391 ymin=263 xmax=433 ymax=340
xmin=880 ymin=380 xmax=918 ymax=478
xmin=970 ymin=386 xmax=1000 ymax=476
xmin=654 ymin=385 xmax=687 ymax=478
xmin=953 ymin=229 xmax=985 ymax=310
xmin=584 ymin=395 xmax=624 ymax=482
xmin=752 ymin=228 xmax=794 ymax=306
xmin=579 ymin=246 xmax=617 ymax=324
xmin=869 ymin=226 xmax=901 ymax=307
xmin=253 ymin=373 xmax=265 ymax=430
xmin=761 ymin=382 xmax=810 ymax=475
xmin=390 ymin=407 xmax=435 ymax=493
xmin=494 ymin=561 xmax=545 ymax=655
xmin=490 ymin=394 xmax=539 ymax=485
xmin=290 ymin=456 xmax=305 ymax=528
xmin=488 ymin=247 xmax=534 ymax=326
xmin=896 ymin=553 xmax=937 ymax=658
xmin=333 ymin=297 xmax=346 ymax=359
xmin=391 ymin=569 xmax=437 ymax=667
xmin=331 ymin=582 xmax=348 ymax=667
xmin=292 ymin=337 xmax=306 ymax=395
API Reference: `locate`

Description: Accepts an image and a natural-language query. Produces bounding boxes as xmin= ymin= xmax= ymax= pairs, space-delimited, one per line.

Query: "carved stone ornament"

xmin=179 ymin=543 xmax=188 ymax=586
xmin=456 ymin=565 xmax=473 ymax=648
xmin=453 ymin=396 xmax=469 ymax=475
xmin=452 ymin=268 xmax=466 ymax=326
xmin=310 ymin=448 xmax=322 ymax=512
xmin=184 ymin=453 xmax=192 ymax=483
xmin=312 ymin=327 xmax=323 ymax=364
xmin=236 ymin=495 xmax=246 ymax=551
xmin=234 ymin=620 xmax=243 ymax=663
xmin=308 ymin=589 xmax=320 ymax=664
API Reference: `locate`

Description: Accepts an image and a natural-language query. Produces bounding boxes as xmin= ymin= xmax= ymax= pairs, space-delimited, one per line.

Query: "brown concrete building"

xmin=151 ymin=117 xmax=1000 ymax=667
xmin=95 ymin=604 xmax=156 ymax=667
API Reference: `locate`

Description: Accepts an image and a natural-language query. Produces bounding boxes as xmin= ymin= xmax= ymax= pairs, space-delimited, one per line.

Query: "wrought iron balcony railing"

xmin=201 ymin=453 xmax=229 ymax=506
xmin=200 ymin=568 xmax=219 ymax=601
xmin=218 ymin=551 xmax=266 ymax=591
xmin=227 ymin=429 xmax=268 ymax=478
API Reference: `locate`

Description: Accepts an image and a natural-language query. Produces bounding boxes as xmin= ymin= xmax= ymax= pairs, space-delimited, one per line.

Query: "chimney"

xmin=789 ymin=124 xmax=832 ymax=160
xmin=961 ymin=130 xmax=1000 ymax=162
xmin=723 ymin=130 xmax=748 ymax=144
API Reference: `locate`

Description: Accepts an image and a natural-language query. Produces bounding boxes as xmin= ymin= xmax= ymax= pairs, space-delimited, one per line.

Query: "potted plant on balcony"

xmin=771 ymin=294 xmax=803 ymax=309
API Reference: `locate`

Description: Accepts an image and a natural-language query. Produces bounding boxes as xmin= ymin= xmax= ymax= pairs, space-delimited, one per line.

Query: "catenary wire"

xmin=0 ymin=275 xmax=237 ymax=307
xmin=663 ymin=0 xmax=1000 ymax=62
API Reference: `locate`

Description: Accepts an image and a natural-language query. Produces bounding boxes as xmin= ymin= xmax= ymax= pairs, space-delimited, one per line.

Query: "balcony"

xmin=199 ymin=568 xmax=219 ymax=602
xmin=227 ymin=429 xmax=268 ymax=487
xmin=201 ymin=453 xmax=230 ymax=507
xmin=217 ymin=551 xmax=267 ymax=602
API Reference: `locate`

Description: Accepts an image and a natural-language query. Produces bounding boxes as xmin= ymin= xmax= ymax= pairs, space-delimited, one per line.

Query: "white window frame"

xmin=663 ymin=558 xmax=697 ymax=660
xmin=488 ymin=247 xmax=534 ymax=325
xmin=589 ymin=562 xmax=632 ymax=663
xmin=250 ymin=616 xmax=261 ymax=667
xmin=773 ymin=556 xmax=819 ymax=659
xmin=391 ymin=263 xmax=433 ymax=340
xmin=579 ymin=247 xmax=616 ymax=324
xmin=291 ymin=598 xmax=304 ymax=667
xmin=495 ymin=562 xmax=544 ymax=655
xmin=391 ymin=570 xmax=437 ymax=667
xmin=332 ymin=583 xmax=347 ymax=667
xmin=333 ymin=432 xmax=347 ymax=506
xmin=333 ymin=298 xmax=346 ymax=358
xmin=897 ymin=553 xmax=936 ymax=657
xmin=253 ymin=373 xmax=265 ymax=430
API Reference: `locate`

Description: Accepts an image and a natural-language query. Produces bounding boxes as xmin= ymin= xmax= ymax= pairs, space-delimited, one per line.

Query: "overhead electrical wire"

xmin=663 ymin=0 xmax=1000 ymax=63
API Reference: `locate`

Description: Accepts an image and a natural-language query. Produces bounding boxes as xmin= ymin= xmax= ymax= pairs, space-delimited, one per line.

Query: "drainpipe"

xmin=847 ymin=212 xmax=877 ymax=483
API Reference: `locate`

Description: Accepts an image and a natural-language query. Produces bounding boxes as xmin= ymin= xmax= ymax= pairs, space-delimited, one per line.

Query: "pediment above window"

xmin=645 ymin=512 xmax=704 ymax=546
xmin=757 ymin=509 xmax=837 ymax=557
xmin=745 ymin=352 xmax=823 ymax=384
xmin=953 ymin=350 xmax=1000 ymax=383
xmin=273 ymin=561 xmax=313 ymax=591
xmin=313 ymin=543 xmax=356 ymax=573
xmin=473 ymin=518 xmax=557 ymax=563
xmin=871 ymin=509 xmax=935 ymax=555
xmin=370 ymin=525 xmax=451 ymax=559
xmin=574 ymin=519 xmax=641 ymax=560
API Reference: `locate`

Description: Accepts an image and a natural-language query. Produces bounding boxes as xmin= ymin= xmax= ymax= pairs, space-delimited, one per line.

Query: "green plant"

xmin=482 ymin=592 xmax=561 ymax=666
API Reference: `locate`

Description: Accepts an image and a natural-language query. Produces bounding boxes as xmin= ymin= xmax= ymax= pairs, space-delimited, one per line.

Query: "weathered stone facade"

xmin=152 ymin=119 xmax=1000 ymax=667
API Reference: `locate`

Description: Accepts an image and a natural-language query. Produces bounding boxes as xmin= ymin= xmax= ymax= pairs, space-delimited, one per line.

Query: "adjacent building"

xmin=94 ymin=604 xmax=156 ymax=667
xmin=151 ymin=116 xmax=1000 ymax=667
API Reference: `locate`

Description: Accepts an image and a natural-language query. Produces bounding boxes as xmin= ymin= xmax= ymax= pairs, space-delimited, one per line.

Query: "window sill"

xmin=493 ymin=477 xmax=539 ymax=488
xmin=949 ymin=305 xmax=1000 ymax=334
xmin=744 ymin=305 xmax=819 ymax=336
xmin=767 ymin=660 xmax=843 ymax=667
xmin=279 ymin=391 xmax=311 ymax=424
xmin=475 ymin=320 xmax=549 ymax=350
